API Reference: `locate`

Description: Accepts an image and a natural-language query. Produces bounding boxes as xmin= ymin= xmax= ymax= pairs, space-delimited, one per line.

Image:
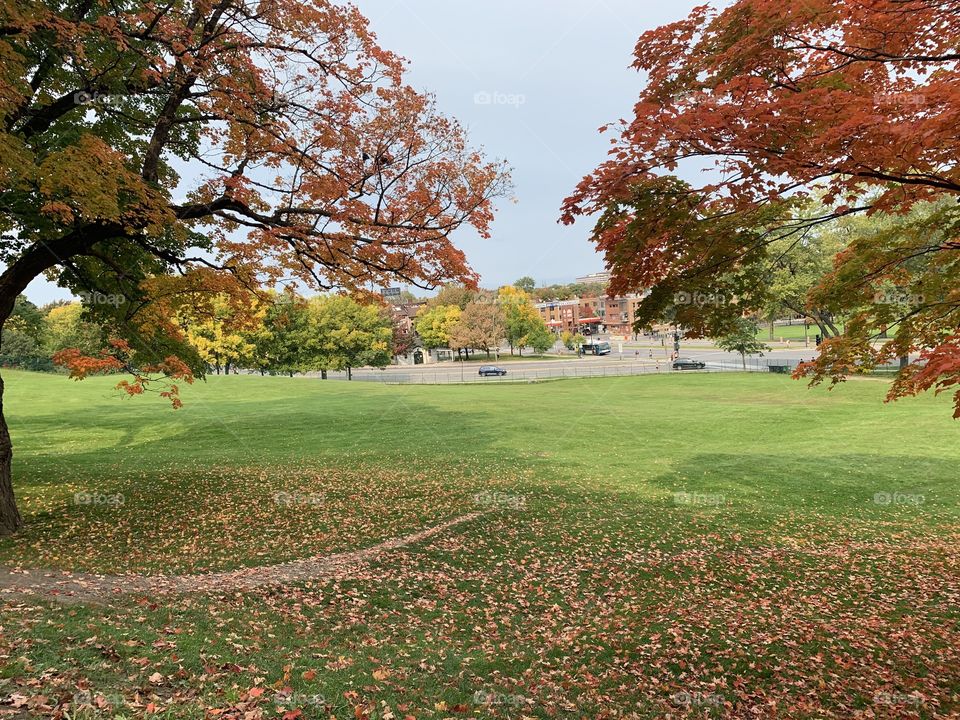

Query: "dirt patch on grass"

xmin=0 ymin=512 xmax=479 ymax=605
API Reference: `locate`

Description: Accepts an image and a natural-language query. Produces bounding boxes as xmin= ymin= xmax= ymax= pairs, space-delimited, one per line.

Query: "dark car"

xmin=478 ymin=366 xmax=507 ymax=377
xmin=672 ymin=358 xmax=706 ymax=371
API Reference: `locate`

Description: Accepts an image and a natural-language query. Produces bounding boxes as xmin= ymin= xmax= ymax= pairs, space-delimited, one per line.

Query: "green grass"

xmin=1 ymin=369 xmax=959 ymax=718
xmin=756 ymin=323 xmax=816 ymax=341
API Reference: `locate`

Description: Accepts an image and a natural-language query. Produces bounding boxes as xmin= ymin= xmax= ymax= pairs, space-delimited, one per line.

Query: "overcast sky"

xmin=25 ymin=0 xmax=703 ymax=304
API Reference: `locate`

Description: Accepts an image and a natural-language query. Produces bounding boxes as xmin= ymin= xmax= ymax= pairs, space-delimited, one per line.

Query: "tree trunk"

xmin=0 ymin=373 xmax=22 ymax=535
xmin=321 ymin=369 xmax=327 ymax=380
xmin=768 ymin=321 xmax=775 ymax=341
xmin=347 ymin=366 xmax=352 ymax=381
xmin=899 ymin=355 xmax=909 ymax=370
xmin=741 ymin=353 xmax=747 ymax=370
xmin=0 ymin=222 xmax=123 ymax=535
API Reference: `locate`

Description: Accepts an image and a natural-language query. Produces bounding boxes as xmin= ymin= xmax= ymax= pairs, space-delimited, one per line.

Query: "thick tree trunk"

xmin=347 ymin=366 xmax=352 ymax=381
xmin=0 ymin=373 xmax=22 ymax=535
xmin=0 ymin=222 xmax=124 ymax=535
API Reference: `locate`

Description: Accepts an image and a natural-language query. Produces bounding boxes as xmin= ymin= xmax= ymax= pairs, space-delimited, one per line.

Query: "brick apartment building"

xmin=536 ymin=292 xmax=649 ymax=336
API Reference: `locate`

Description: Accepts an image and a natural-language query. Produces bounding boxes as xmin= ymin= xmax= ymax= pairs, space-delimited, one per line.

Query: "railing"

xmin=318 ymin=357 xmax=808 ymax=384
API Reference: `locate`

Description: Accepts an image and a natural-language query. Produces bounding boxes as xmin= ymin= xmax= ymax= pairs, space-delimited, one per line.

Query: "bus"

xmin=581 ymin=341 xmax=612 ymax=356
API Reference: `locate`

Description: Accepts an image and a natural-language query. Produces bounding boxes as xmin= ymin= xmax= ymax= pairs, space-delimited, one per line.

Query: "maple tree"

xmin=300 ymin=294 xmax=392 ymax=380
xmin=0 ymin=0 xmax=509 ymax=533
xmin=497 ymin=285 xmax=542 ymax=356
xmin=562 ymin=0 xmax=960 ymax=413
xmin=180 ymin=293 xmax=263 ymax=375
xmin=448 ymin=299 xmax=504 ymax=359
xmin=414 ymin=304 xmax=461 ymax=350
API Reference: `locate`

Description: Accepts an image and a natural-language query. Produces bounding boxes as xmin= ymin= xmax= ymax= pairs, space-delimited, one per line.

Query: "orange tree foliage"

xmin=0 ymin=0 xmax=509 ymax=531
xmin=0 ymin=0 xmax=510 ymax=385
xmin=561 ymin=0 xmax=960 ymax=414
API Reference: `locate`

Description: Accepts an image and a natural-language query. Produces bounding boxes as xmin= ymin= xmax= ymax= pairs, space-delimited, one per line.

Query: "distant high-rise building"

xmin=574 ymin=271 xmax=612 ymax=286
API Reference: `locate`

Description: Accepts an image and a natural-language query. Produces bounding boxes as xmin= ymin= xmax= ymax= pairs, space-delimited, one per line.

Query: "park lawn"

xmin=1 ymin=369 xmax=959 ymax=718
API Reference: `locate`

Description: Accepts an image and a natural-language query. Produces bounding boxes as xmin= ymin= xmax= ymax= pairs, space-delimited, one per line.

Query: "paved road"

xmin=322 ymin=344 xmax=816 ymax=383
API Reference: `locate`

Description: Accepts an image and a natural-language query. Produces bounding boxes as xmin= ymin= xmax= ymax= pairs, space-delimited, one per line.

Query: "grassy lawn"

xmin=1 ymin=369 xmax=959 ymax=718
xmin=755 ymin=323 xmax=816 ymax=341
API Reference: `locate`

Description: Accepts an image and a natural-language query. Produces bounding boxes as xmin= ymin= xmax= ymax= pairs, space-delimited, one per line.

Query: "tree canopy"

xmin=0 ymin=0 xmax=510 ymax=532
xmin=562 ymin=0 xmax=960 ymax=415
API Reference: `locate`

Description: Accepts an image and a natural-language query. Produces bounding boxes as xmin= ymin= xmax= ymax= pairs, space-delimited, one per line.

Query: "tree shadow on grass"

xmin=642 ymin=452 xmax=960 ymax=526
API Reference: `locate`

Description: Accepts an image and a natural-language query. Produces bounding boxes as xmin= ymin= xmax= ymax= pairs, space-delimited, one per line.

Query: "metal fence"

xmin=319 ymin=358 xmax=810 ymax=385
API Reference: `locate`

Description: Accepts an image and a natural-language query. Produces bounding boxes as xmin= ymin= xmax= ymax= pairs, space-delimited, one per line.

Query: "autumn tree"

xmin=449 ymin=300 xmax=504 ymax=359
xmin=426 ymin=284 xmax=476 ymax=311
xmin=498 ymin=286 xmax=540 ymax=356
xmin=391 ymin=318 xmax=416 ymax=360
xmin=180 ymin=293 xmax=264 ymax=374
xmin=303 ymin=295 xmax=392 ymax=380
xmin=0 ymin=0 xmax=509 ymax=533
xmin=43 ymin=302 xmax=108 ymax=358
xmin=414 ymin=304 xmax=461 ymax=351
xmin=562 ymin=0 xmax=960 ymax=415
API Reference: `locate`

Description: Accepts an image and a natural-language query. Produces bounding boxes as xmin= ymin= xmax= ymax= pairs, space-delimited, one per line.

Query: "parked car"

xmin=672 ymin=358 xmax=706 ymax=371
xmin=478 ymin=366 xmax=507 ymax=377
